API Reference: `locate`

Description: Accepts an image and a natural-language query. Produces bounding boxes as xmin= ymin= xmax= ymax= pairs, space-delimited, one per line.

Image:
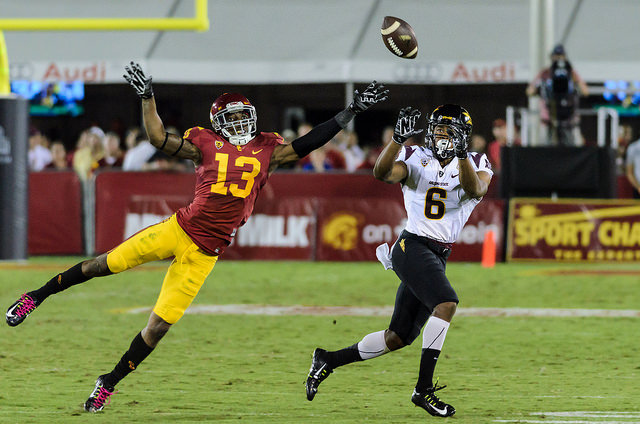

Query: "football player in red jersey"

xmin=5 ymin=62 xmax=388 ymax=413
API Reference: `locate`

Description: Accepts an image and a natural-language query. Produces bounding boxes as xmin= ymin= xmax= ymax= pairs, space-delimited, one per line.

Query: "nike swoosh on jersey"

xmin=451 ymin=174 xmax=459 ymax=178
xmin=252 ymin=149 xmax=264 ymax=154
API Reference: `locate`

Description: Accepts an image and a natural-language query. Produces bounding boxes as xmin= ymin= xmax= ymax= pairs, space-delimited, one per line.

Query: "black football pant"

xmin=388 ymin=231 xmax=459 ymax=346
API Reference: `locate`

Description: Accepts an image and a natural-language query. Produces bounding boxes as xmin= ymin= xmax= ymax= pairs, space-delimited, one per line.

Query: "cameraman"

xmin=527 ymin=44 xmax=589 ymax=146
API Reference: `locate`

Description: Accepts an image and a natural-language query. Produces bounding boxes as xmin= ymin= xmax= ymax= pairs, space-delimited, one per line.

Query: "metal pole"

xmin=597 ymin=107 xmax=606 ymax=147
xmin=529 ymin=0 xmax=542 ymax=146
xmin=506 ymin=106 xmax=515 ymax=147
xmin=0 ymin=96 xmax=29 ymax=260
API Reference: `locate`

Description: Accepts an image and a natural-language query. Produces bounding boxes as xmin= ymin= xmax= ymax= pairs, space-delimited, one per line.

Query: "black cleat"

xmin=411 ymin=383 xmax=456 ymax=417
xmin=84 ymin=375 xmax=116 ymax=413
xmin=6 ymin=293 xmax=38 ymax=327
xmin=305 ymin=348 xmax=333 ymax=401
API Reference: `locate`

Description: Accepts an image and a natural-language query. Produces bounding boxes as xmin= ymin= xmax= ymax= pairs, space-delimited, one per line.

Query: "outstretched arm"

xmin=373 ymin=107 xmax=423 ymax=184
xmin=124 ymin=62 xmax=202 ymax=164
xmin=452 ymin=136 xmax=491 ymax=198
xmin=269 ymin=81 xmax=388 ymax=170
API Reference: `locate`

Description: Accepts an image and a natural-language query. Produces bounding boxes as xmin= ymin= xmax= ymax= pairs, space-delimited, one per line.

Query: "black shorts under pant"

xmin=388 ymin=231 xmax=459 ymax=346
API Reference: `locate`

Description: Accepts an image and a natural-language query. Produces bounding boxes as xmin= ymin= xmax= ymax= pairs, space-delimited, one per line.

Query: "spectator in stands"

xmin=526 ymin=44 xmax=589 ymax=146
xmin=141 ymin=126 xmax=191 ymax=172
xmin=124 ymin=127 xmax=142 ymax=151
xmin=296 ymin=122 xmax=345 ymax=172
xmin=487 ymin=119 xmax=507 ymax=171
xmin=470 ymin=134 xmax=487 ymax=154
xmin=122 ymin=128 xmax=155 ymax=171
xmin=73 ymin=128 xmax=104 ymax=180
xmin=28 ymin=128 xmax=52 ymax=171
xmin=617 ymin=124 xmax=633 ymax=174
xmin=45 ymin=142 xmax=69 ymax=170
xmin=357 ymin=126 xmax=393 ymax=171
xmin=302 ymin=144 xmax=346 ymax=172
xmin=99 ymin=132 xmax=124 ymax=168
xmin=281 ymin=128 xmax=296 ymax=144
xmin=335 ymin=130 xmax=365 ymax=172
xmin=142 ymin=150 xmax=190 ymax=172
xmin=625 ymin=137 xmax=640 ymax=199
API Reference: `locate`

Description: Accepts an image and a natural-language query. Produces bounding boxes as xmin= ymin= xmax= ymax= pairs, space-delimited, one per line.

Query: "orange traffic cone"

xmin=481 ymin=230 xmax=496 ymax=268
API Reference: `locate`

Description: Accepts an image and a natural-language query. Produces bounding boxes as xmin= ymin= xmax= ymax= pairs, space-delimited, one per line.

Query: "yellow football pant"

xmin=106 ymin=214 xmax=218 ymax=324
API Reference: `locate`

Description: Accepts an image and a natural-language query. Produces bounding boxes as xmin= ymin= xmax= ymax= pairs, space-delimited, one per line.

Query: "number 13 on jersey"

xmin=210 ymin=153 xmax=261 ymax=198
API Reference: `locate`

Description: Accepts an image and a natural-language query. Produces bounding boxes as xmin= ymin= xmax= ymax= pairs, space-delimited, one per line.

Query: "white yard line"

xmin=121 ymin=305 xmax=640 ymax=317
xmin=531 ymin=412 xmax=640 ymax=418
xmin=494 ymin=411 xmax=640 ymax=424
xmin=495 ymin=421 xmax=637 ymax=424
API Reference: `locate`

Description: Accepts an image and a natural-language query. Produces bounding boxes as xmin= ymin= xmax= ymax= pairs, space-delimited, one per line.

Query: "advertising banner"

xmin=93 ymin=172 xmax=505 ymax=262
xmin=95 ymin=171 xmax=195 ymax=253
xmin=28 ymin=171 xmax=83 ymax=255
xmin=224 ymin=197 xmax=317 ymax=260
xmin=507 ymin=198 xmax=640 ymax=261
xmin=449 ymin=199 xmax=505 ymax=262
xmin=315 ymin=198 xmax=407 ymax=262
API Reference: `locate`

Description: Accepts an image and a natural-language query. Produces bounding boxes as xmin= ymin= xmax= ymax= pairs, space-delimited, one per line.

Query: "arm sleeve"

xmin=291 ymin=117 xmax=342 ymax=158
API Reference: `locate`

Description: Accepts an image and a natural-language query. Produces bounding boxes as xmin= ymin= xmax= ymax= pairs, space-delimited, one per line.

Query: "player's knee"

xmin=105 ymin=251 xmax=128 ymax=274
xmin=384 ymin=329 xmax=407 ymax=351
xmin=433 ymin=301 xmax=457 ymax=322
xmin=81 ymin=254 xmax=113 ymax=277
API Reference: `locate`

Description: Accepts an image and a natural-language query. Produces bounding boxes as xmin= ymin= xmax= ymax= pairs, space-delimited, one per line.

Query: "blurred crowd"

xmin=29 ymin=116 xmax=636 ymax=181
xmin=28 ymin=125 xmax=191 ymax=180
xmin=28 ymin=123 xmax=401 ymax=178
xmin=30 ymin=119 xmax=466 ymax=179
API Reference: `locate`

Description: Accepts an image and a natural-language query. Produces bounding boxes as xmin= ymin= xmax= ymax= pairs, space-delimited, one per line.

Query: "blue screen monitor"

xmin=10 ymin=80 xmax=84 ymax=116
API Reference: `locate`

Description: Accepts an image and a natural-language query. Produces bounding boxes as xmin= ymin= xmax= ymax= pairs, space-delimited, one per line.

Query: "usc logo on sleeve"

xmin=183 ymin=126 xmax=204 ymax=140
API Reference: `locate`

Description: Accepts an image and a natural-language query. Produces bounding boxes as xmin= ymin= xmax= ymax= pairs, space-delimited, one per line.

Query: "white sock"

xmin=357 ymin=330 xmax=390 ymax=360
xmin=422 ymin=316 xmax=450 ymax=351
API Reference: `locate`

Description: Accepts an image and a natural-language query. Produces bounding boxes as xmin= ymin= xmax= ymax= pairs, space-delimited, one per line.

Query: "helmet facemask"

xmin=425 ymin=104 xmax=472 ymax=161
xmin=210 ymin=102 xmax=257 ymax=146
xmin=426 ymin=124 xmax=466 ymax=161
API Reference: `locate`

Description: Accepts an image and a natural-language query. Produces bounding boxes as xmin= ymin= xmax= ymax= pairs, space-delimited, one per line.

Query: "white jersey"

xmin=396 ymin=146 xmax=493 ymax=244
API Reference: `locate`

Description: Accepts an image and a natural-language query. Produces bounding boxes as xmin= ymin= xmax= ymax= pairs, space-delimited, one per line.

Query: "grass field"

xmin=1 ymin=258 xmax=639 ymax=423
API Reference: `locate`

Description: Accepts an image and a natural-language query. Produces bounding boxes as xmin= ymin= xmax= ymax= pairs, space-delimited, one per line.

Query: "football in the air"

xmin=380 ymin=16 xmax=418 ymax=59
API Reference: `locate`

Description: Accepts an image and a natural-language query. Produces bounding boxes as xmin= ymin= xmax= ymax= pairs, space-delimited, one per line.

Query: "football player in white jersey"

xmin=305 ymin=104 xmax=492 ymax=418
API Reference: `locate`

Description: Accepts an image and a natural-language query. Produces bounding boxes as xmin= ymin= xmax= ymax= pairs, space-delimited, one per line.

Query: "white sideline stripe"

xmin=532 ymin=412 xmax=640 ymax=417
xmin=123 ymin=305 xmax=640 ymax=317
xmin=494 ymin=411 xmax=640 ymax=423
xmin=495 ymin=421 xmax=637 ymax=423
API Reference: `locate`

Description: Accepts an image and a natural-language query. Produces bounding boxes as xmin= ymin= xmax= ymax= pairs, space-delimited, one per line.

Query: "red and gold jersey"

xmin=176 ymin=127 xmax=284 ymax=255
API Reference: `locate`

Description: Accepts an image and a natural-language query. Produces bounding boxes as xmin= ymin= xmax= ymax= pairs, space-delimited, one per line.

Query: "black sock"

xmin=104 ymin=332 xmax=154 ymax=387
xmin=324 ymin=343 xmax=363 ymax=369
xmin=415 ymin=348 xmax=441 ymax=393
xmin=28 ymin=263 xmax=90 ymax=304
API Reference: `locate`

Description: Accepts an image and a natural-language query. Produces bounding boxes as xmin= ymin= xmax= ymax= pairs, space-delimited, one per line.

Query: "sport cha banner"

xmin=507 ymin=198 xmax=640 ymax=262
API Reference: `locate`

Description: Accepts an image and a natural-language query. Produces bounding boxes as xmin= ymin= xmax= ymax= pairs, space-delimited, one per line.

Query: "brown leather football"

xmin=381 ymin=16 xmax=418 ymax=59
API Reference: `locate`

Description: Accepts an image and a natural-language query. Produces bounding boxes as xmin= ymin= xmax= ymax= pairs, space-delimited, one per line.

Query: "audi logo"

xmin=393 ymin=62 xmax=443 ymax=83
xmin=8 ymin=62 xmax=34 ymax=80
